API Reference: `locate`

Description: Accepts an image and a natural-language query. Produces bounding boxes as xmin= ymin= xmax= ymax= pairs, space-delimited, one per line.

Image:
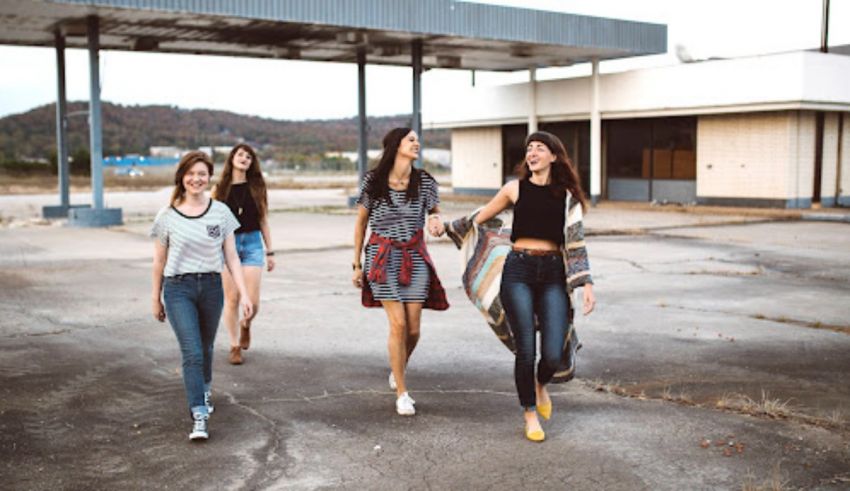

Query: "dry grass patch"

xmin=741 ymin=464 xmax=788 ymax=491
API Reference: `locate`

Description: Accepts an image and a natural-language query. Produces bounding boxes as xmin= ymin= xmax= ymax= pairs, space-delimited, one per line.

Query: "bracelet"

xmin=265 ymin=251 xmax=275 ymax=256
xmin=352 ymin=262 xmax=362 ymax=270
xmin=427 ymin=214 xmax=441 ymax=221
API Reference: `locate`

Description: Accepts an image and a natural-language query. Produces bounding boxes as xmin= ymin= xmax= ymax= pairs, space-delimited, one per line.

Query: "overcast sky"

xmin=0 ymin=0 xmax=848 ymax=120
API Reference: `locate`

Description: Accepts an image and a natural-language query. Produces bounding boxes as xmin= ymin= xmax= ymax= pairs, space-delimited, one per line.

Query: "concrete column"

xmin=87 ymin=15 xmax=104 ymax=210
xmin=528 ymin=67 xmax=538 ymax=134
xmin=56 ymin=31 xmax=70 ymax=209
xmin=590 ymin=58 xmax=602 ymax=205
xmin=412 ymin=39 xmax=422 ymax=168
xmin=357 ymin=47 xmax=367 ymax=184
xmin=68 ymin=15 xmax=122 ymax=226
xmin=44 ymin=29 xmax=89 ymax=219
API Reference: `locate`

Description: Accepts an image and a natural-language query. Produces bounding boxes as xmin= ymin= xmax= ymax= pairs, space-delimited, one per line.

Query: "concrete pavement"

xmin=1 ymin=191 xmax=849 ymax=489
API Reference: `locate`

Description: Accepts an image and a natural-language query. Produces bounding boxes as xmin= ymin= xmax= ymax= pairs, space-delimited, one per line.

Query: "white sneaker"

xmin=189 ymin=412 xmax=209 ymax=441
xmin=396 ymin=392 xmax=415 ymax=416
xmin=204 ymin=391 xmax=214 ymax=415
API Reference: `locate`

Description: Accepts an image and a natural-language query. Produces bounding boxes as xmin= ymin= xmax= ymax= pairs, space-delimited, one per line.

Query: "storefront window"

xmin=607 ymin=116 xmax=696 ymax=180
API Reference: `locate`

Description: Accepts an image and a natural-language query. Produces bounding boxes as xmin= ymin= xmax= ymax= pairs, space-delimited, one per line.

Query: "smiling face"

xmin=525 ymin=140 xmax=556 ymax=174
xmin=182 ymin=161 xmax=210 ymax=197
xmin=396 ymin=131 xmax=420 ymax=160
xmin=231 ymin=147 xmax=253 ymax=173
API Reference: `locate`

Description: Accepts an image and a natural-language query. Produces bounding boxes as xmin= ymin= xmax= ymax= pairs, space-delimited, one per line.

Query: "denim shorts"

xmin=234 ymin=230 xmax=265 ymax=267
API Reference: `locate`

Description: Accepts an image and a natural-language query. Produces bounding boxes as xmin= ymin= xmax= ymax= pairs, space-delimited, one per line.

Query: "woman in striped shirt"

xmin=151 ymin=151 xmax=253 ymax=441
xmin=351 ymin=127 xmax=448 ymax=416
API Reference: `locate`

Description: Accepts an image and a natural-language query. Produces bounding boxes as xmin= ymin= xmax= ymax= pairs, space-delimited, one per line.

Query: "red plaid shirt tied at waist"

xmin=361 ymin=229 xmax=449 ymax=310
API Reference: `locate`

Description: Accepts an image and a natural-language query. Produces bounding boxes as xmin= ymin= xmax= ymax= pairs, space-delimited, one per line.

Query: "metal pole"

xmin=528 ymin=67 xmax=538 ymax=134
xmin=412 ymin=39 xmax=422 ymax=168
xmin=821 ymin=0 xmax=830 ymax=53
xmin=55 ymin=29 xmax=69 ymax=209
xmin=357 ymin=47 xmax=368 ymax=184
xmin=590 ymin=58 xmax=602 ymax=205
xmin=87 ymin=15 xmax=104 ymax=210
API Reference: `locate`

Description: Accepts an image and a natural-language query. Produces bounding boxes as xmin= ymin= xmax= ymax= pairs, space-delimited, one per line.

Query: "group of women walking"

xmin=151 ymin=128 xmax=594 ymax=443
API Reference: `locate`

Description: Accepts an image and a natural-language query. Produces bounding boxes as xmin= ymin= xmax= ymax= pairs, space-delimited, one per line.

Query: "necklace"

xmin=233 ymin=184 xmax=249 ymax=216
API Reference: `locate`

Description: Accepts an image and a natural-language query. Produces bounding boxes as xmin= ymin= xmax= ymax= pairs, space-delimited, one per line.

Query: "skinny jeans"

xmin=499 ymin=250 xmax=569 ymax=409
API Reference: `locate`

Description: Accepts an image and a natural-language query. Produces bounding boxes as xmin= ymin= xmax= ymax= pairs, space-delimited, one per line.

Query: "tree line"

xmin=0 ymin=102 xmax=450 ymax=174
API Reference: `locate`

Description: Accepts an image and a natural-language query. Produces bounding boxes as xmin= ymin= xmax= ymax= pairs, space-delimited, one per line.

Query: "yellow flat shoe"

xmin=525 ymin=424 xmax=545 ymax=442
xmin=537 ymin=401 xmax=552 ymax=421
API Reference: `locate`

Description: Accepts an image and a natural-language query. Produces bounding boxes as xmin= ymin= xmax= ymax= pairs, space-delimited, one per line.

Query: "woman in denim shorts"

xmin=471 ymin=131 xmax=596 ymax=442
xmin=212 ymin=144 xmax=275 ymax=365
xmin=151 ymin=151 xmax=253 ymax=441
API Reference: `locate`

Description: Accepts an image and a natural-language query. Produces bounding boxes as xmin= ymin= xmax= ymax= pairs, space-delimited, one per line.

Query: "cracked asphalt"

xmin=1 ymin=189 xmax=849 ymax=490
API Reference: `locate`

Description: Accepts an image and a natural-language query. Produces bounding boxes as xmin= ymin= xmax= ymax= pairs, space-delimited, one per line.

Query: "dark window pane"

xmin=606 ymin=119 xmax=652 ymax=178
xmin=502 ymin=124 xmax=527 ymax=182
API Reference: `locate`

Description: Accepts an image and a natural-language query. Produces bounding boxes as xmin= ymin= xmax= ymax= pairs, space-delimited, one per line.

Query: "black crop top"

xmin=510 ymin=178 xmax=566 ymax=245
xmin=224 ymin=182 xmax=261 ymax=233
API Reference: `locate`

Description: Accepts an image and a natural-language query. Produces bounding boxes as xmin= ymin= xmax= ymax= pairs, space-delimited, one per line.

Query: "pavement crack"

xmin=218 ymin=388 xmax=290 ymax=489
xmin=259 ymin=387 xmax=517 ymax=404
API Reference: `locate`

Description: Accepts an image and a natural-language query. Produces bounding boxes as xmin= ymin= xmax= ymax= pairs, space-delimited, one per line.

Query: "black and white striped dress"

xmin=358 ymin=170 xmax=439 ymax=302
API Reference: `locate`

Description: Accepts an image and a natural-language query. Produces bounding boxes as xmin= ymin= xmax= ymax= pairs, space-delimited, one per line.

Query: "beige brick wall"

xmin=839 ymin=113 xmax=850 ymax=205
xmin=820 ymin=113 xmax=840 ymax=203
xmin=697 ymin=112 xmax=794 ymax=200
xmin=788 ymin=111 xmax=816 ymax=205
xmin=451 ymin=127 xmax=503 ymax=191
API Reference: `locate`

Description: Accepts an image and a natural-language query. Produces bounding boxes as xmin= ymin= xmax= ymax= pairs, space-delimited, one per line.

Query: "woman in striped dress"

xmin=351 ymin=127 xmax=449 ymax=416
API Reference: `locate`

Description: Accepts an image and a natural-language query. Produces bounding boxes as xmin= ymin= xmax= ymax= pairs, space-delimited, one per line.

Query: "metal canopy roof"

xmin=0 ymin=0 xmax=666 ymax=71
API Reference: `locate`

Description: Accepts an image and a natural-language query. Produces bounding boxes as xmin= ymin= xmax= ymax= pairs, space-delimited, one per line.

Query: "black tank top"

xmin=224 ymin=182 xmax=261 ymax=233
xmin=510 ymin=178 xmax=566 ymax=245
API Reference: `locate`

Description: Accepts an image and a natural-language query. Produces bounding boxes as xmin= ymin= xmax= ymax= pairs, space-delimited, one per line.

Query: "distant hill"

xmin=0 ymin=102 xmax=450 ymax=161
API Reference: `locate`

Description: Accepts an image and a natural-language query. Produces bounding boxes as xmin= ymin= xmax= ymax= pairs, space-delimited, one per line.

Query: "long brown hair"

xmin=213 ymin=144 xmax=268 ymax=218
xmin=364 ymin=127 xmax=425 ymax=204
xmin=170 ymin=150 xmax=213 ymax=206
xmin=517 ymin=131 xmax=588 ymax=211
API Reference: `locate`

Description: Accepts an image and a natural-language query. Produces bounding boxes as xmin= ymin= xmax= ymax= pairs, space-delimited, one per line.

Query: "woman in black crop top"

xmin=473 ymin=131 xmax=595 ymax=442
xmin=212 ymin=144 xmax=275 ymax=366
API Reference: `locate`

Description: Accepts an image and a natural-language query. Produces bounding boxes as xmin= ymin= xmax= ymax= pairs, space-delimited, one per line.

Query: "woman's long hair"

xmin=213 ymin=144 xmax=268 ymax=218
xmin=517 ymin=131 xmax=588 ymax=210
xmin=170 ymin=150 xmax=214 ymax=206
xmin=364 ymin=127 xmax=423 ymax=203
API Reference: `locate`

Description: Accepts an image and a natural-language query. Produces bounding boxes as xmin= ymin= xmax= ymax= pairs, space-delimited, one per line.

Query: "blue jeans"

xmin=163 ymin=272 xmax=223 ymax=417
xmin=500 ymin=250 xmax=569 ymax=409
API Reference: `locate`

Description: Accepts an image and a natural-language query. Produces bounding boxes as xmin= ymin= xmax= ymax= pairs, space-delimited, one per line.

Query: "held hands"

xmin=152 ymin=298 xmax=166 ymax=322
xmin=582 ymin=284 xmax=596 ymax=316
xmin=427 ymin=215 xmax=445 ymax=237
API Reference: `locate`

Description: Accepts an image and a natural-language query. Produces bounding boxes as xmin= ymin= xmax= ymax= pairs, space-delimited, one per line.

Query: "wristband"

xmin=352 ymin=262 xmax=362 ymax=270
xmin=266 ymin=251 xmax=275 ymax=256
xmin=428 ymin=214 xmax=441 ymax=221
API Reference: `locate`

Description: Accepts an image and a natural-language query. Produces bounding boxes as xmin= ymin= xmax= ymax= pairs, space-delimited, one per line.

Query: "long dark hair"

xmin=364 ymin=127 xmax=423 ymax=203
xmin=517 ymin=131 xmax=588 ymax=210
xmin=170 ymin=150 xmax=213 ymax=205
xmin=213 ymin=144 xmax=268 ymax=218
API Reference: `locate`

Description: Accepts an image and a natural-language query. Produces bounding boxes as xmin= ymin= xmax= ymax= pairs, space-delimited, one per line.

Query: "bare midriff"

xmin=513 ymin=237 xmax=560 ymax=251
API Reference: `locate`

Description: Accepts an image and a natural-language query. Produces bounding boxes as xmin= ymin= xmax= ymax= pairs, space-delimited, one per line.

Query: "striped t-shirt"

xmin=150 ymin=199 xmax=241 ymax=277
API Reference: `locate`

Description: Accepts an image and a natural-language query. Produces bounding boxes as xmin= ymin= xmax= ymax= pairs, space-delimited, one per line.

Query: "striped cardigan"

xmin=445 ymin=192 xmax=591 ymax=383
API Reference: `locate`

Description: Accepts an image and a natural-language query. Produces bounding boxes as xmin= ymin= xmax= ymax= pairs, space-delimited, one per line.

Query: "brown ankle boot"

xmin=239 ymin=321 xmax=251 ymax=350
xmin=228 ymin=346 xmax=243 ymax=365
